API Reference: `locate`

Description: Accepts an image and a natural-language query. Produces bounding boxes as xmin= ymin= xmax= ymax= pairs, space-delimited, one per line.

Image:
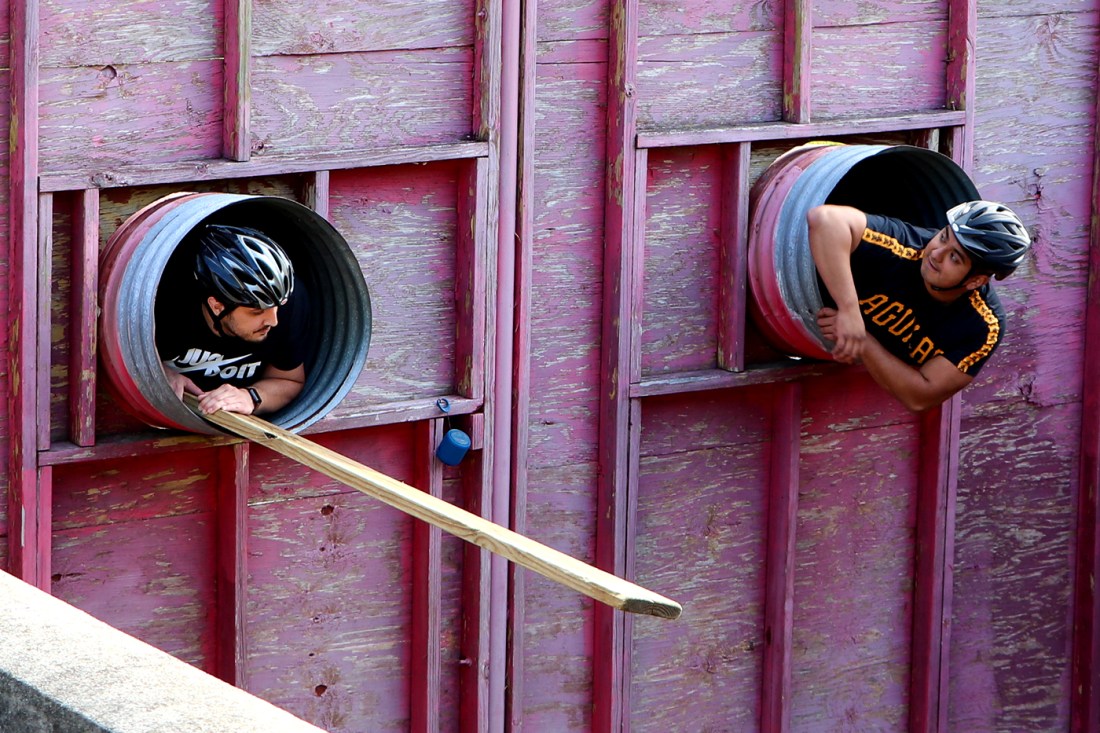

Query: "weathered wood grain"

xmin=640 ymin=0 xmax=779 ymax=37
xmin=791 ymin=422 xmax=919 ymax=731
xmin=814 ymin=0 xmax=944 ymax=28
xmin=325 ymin=164 xmax=460 ymax=406
xmin=39 ymin=0 xmax=217 ymax=66
xmin=949 ymin=404 xmax=1078 ymax=732
xmin=252 ymin=0 xmax=474 ymax=56
xmin=250 ymin=50 xmax=472 ymax=157
xmin=636 ymin=31 xmax=783 ymax=130
xmin=641 ymin=146 xmax=722 ymax=376
xmin=536 ymin=0 xmax=607 ymax=43
xmin=811 ymin=21 xmax=948 ymax=120
xmin=39 ymin=61 xmax=223 ymax=171
xmin=630 ymin=391 xmax=772 ymax=731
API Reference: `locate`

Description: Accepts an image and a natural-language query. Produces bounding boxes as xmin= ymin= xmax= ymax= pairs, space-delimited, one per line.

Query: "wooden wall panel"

xmin=50 ymin=453 xmax=219 ymax=669
xmin=813 ymin=0 xmax=944 ymax=28
xmin=39 ymin=0 xmax=218 ymax=65
xmin=252 ymin=0 xmax=473 ymax=55
xmin=250 ymin=51 xmax=473 ymax=157
xmin=536 ymin=0 xmax=606 ymax=43
xmin=639 ymin=0 xmax=779 ymax=37
xmin=629 ymin=391 xmax=771 ymax=731
xmin=325 ymin=164 xmax=460 ymax=409
xmin=791 ymin=422 xmax=919 ymax=731
xmin=38 ymin=62 xmax=223 ymax=171
xmin=641 ymin=147 xmax=721 ymax=376
xmin=811 ymin=22 xmax=947 ymax=120
xmin=0 ymin=64 xmax=12 ymax=563
xmin=524 ymin=61 xmax=605 ymax=464
xmin=636 ymin=31 xmax=783 ymax=131
xmin=950 ymin=405 xmax=1079 ymax=732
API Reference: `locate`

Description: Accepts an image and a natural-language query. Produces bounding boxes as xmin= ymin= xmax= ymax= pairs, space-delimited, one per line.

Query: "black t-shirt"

xmin=818 ymin=214 xmax=1006 ymax=376
xmin=155 ymin=279 xmax=309 ymax=392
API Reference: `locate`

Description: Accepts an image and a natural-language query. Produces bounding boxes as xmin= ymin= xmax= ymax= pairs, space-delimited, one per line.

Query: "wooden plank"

xmin=38 ymin=61 xmax=223 ymax=172
xmin=251 ymin=0 xmax=474 ymax=56
xmin=300 ymin=170 xmax=330 ymax=220
xmin=69 ymin=189 xmax=98 ymax=447
xmin=718 ymin=143 xmax=751 ymax=371
xmin=945 ymin=0 xmax=976 ymax=171
xmin=812 ymin=22 xmax=948 ymax=121
xmin=456 ymin=158 xmax=488 ymax=400
xmin=223 ymin=0 xmax=252 ymax=161
xmin=215 ymin=443 xmax=249 ymax=685
xmin=250 ymin=49 xmax=472 ymax=158
xmin=37 ymin=192 xmax=53 ymax=451
xmin=761 ymin=383 xmax=800 ymax=732
xmin=636 ymin=30 xmax=782 ymax=132
xmin=910 ymin=398 xmax=960 ymax=733
xmin=635 ymin=111 xmax=966 ymax=149
xmin=631 ymin=362 xmax=847 ymax=398
xmin=38 ymin=141 xmax=489 ymax=192
xmin=411 ymin=420 xmax=443 ymax=733
xmin=7 ymin=0 xmax=42 ymax=584
xmin=783 ymin=0 xmax=811 ymax=122
xmin=1071 ymin=44 xmax=1100 ymax=733
xmin=629 ymin=148 xmax=647 ymax=383
xmin=187 ymin=399 xmax=682 ymax=619
xmin=594 ymin=0 xmax=640 ymax=730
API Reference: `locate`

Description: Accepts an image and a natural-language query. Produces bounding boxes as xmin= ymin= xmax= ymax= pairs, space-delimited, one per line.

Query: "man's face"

xmin=920 ymin=226 xmax=976 ymax=291
xmin=220 ymin=304 xmax=280 ymax=343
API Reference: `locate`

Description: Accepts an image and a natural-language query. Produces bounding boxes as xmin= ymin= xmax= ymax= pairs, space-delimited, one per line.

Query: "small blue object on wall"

xmin=436 ymin=428 xmax=471 ymax=465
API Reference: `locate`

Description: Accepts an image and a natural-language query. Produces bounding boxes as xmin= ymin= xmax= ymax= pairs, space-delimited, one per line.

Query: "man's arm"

xmin=192 ymin=364 xmax=306 ymax=416
xmin=807 ymin=204 xmax=868 ymax=363
xmin=857 ymin=334 xmax=970 ymax=412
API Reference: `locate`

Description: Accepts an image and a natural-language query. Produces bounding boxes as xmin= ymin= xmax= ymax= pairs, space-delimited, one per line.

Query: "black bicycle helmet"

xmin=946 ymin=200 xmax=1031 ymax=279
xmin=195 ymin=225 xmax=295 ymax=309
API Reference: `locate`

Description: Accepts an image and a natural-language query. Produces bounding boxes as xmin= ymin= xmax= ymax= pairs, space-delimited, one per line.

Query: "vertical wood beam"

xmin=8 ymin=0 xmax=43 ymax=585
xmin=783 ymin=0 xmax=812 ymax=123
xmin=223 ymin=0 xmax=252 ymax=161
xmin=595 ymin=0 xmax=639 ymax=728
xmin=945 ymin=0 xmax=976 ymax=171
xmin=37 ymin=193 xmax=53 ymax=451
xmin=70 ymin=189 xmax=100 ymax=447
xmin=718 ymin=143 xmax=752 ymax=372
xmin=457 ymin=158 xmax=489 ymax=402
xmin=505 ymin=0 xmax=539 ymax=725
xmin=1070 ymin=53 xmax=1100 ymax=733
xmin=627 ymin=148 xmax=648 ymax=384
xmin=214 ymin=443 xmax=249 ymax=684
xmin=761 ymin=383 xmax=801 ymax=733
xmin=302 ymin=171 xmax=330 ymax=221
xmin=412 ymin=419 xmax=444 ymax=733
xmin=910 ymin=397 xmax=961 ymax=733
xmin=459 ymin=447 xmax=491 ymax=733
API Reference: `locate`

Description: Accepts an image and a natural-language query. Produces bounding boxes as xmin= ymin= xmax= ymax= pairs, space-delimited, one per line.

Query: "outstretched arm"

xmin=192 ymin=364 xmax=306 ymax=416
xmin=807 ymin=205 xmax=868 ymax=363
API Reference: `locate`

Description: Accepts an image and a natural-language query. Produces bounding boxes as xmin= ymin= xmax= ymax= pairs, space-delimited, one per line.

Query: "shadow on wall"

xmin=98 ymin=193 xmax=372 ymax=435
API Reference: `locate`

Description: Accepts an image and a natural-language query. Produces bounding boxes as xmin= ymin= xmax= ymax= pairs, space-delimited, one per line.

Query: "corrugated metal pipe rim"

xmin=99 ymin=193 xmax=372 ymax=435
xmin=747 ymin=142 xmax=981 ymax=360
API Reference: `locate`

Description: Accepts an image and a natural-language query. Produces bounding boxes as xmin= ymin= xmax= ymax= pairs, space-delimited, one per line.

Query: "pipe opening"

xmin=747 ymin=143 xmax=980 ymax=361
xmin=100 ymin=193 xmax=371 ymax=435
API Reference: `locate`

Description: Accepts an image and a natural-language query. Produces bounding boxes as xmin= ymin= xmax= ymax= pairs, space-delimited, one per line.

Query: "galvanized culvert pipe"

xmin=99 ymin=193 xmax=372 ymax=434
xmin=747 ymin=142 xmax=981 ymax=360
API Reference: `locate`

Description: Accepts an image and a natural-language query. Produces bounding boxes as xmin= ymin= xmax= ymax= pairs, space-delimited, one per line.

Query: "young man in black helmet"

xmin=157 ymin=224 xmax=308 ymax=416
xmin=809 ymin=200 xmax=1031 ymax=412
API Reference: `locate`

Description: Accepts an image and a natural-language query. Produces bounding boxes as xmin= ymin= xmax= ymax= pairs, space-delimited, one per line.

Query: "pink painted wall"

xmin=2 ymin=1 xmax=1098 ymax=732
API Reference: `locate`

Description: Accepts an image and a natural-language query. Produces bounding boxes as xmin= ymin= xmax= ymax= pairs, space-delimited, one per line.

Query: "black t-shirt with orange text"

xmin=818 ymin=214 xmax=1006 ymax=376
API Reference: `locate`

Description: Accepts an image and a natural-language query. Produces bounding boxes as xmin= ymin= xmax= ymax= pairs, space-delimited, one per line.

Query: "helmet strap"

xmin=204 ymin=298 xmax=234 ymax=337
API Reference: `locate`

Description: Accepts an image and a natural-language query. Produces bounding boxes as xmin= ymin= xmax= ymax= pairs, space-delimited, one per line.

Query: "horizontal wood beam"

xmin=636 ymin=111 xmax=967 ymax=149
xmin=631 ymin=363 xmax=848 ymax=398
xmin=38 ymin=142 xmax=490 ymax=192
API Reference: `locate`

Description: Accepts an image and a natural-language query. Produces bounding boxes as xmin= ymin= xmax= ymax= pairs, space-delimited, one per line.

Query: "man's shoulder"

xmin=862 ymin=214 xmax=938 ymax=255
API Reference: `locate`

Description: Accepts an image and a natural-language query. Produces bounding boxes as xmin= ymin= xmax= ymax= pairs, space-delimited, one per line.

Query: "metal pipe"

xmin=99 ymin=193 xmax=371 ymax=435
xmin=748 ymin=143 xmax=981 ymax=359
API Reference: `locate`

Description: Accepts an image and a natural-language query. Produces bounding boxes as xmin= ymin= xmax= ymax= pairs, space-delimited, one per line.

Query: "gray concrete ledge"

xmin=0 ymin=570 xmax=326 ymax=733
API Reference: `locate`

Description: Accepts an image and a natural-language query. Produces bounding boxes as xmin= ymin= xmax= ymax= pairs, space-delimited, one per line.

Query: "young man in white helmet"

xmin=809 ymin=200 xmax=1031 ymax=412
xmin=157 ymin=224 xmax=308 ymax=416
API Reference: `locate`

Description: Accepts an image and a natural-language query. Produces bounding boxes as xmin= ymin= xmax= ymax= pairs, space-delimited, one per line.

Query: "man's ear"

xmin=206 ymin=295 xmax=225 ymax=315
xmin=965 ymin=273 xmax=990 ymax=291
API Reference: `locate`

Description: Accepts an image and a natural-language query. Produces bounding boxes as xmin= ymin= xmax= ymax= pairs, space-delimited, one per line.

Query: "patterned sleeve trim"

xmin=957 ymin=291 xmax=1001 ymax=373
xmin=862 ymin=228 xmax=922 ymax=261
